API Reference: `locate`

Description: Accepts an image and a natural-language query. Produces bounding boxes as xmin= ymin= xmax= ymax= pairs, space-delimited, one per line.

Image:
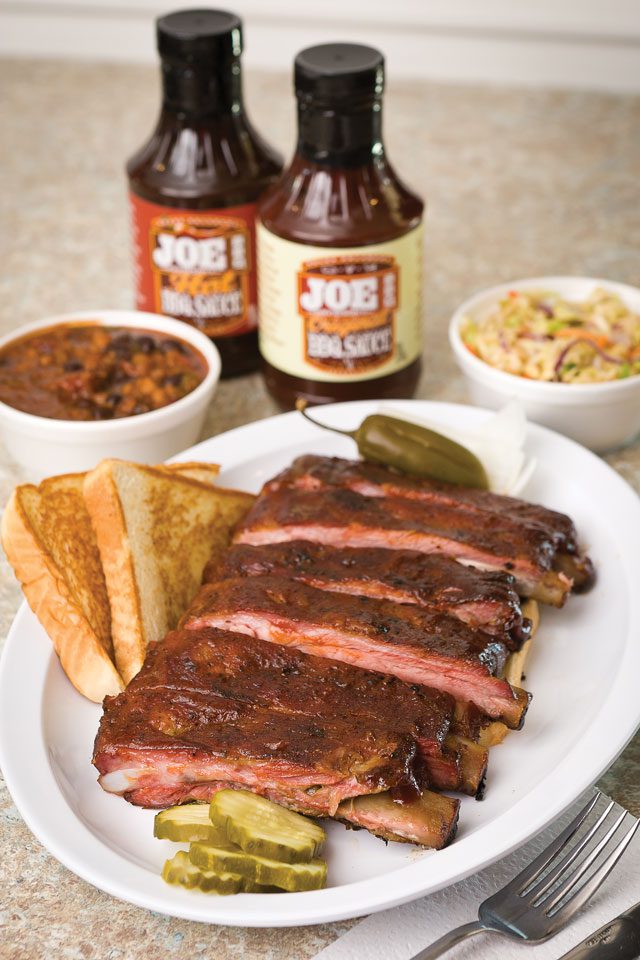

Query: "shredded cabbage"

xmin=461 ymin=288 xmax=640 ymax=383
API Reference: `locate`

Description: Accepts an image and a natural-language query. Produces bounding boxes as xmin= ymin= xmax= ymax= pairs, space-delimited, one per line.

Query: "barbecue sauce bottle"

xmin=258 ymin=43 xmax=424 ymax=407
xmin=127 ymin=9 xmax=283 ymax=377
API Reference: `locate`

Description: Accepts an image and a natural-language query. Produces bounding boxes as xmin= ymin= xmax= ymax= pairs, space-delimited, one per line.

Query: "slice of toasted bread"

xmin=84 ymin=460 xmax=254 ymax=684
xmin=2 ymin=460 xmax=226 ymax=702
xmin=1 ymin=476 xmax=124 ymax=702
xmin=156 ymin=461 xmax=220 ymax=486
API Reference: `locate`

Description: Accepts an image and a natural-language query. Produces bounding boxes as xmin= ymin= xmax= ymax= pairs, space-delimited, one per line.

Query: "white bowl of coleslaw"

xmin=449 ymin=276 xmax=640 ymax=452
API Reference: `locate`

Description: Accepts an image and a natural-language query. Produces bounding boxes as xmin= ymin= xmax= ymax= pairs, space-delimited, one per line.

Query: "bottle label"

xmin=129 ymin=193 xmax=258 ymax=338
xmin=257 ymin=223 xmax=423 ymax=381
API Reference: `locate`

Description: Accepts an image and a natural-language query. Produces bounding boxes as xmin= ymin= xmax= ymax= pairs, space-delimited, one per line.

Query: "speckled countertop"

xmin=1 ymin=59 xmax=639 ymax=960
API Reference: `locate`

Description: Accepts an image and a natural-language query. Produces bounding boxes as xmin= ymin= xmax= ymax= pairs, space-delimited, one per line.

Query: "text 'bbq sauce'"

xmin=127 ymin=9 xmax=283 ymax=377
xmin=258 ymin=43 xmax=424 ymax=407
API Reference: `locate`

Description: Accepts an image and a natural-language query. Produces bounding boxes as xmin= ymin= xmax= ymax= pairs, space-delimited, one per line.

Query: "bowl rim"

xmin=449 ymin=275 xmax=640 ymax=396
xmin=0 ymin=310 xmax=221 ymax=433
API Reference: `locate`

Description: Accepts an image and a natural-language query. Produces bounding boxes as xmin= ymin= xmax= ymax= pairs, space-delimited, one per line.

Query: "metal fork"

xmin=411 ymin=792 xmax=638 ymax=959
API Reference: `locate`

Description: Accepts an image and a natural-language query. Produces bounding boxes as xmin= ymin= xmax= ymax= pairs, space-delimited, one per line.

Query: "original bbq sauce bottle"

xmin=127 ymin=9 xmax=283 ymax=377
xmin=258 ymin=43 xmax=424 ymax=407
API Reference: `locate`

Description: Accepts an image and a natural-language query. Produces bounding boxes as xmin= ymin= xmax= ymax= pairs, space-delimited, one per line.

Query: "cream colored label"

xmin=257 ymin=223 xmax=423 ymax=382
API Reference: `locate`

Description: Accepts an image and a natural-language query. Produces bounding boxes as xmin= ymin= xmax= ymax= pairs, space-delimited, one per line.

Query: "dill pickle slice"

xmin=209 ymin=789 xmax=326 ymax=863
xmin=189 ymin=842 xmax=327 ymax=892
xmin=161 ymin=850 xmax=243 ymax=894
xmin=154 ymin=804 xmax=230 ymax=844
xmin=242 ymin=880 xmax=280 ymax=894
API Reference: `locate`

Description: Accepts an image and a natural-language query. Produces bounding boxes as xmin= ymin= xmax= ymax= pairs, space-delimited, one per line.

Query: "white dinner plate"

xmin=1 ymin=400 xmax=639 ymax=928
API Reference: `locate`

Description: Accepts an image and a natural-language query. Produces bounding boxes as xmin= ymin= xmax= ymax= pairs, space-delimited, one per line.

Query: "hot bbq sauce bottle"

xmin=258 ymin=43 xmax=424 ymax=406
xmin=127 ymin=10 xmax=283 ymax=377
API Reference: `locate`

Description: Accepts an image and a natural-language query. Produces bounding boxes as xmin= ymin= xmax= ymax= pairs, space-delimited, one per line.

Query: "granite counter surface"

xmin=1 ymin=59 xmax=639 ymax=960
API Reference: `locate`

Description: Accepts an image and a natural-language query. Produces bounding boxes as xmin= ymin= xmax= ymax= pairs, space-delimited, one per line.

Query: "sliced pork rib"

xmin=206 ymin=541 xmax=531 ymax=647
xmin=234 ymin=486 xmax=571 ymax=606
xmin=193 ymin=628 xmax=488 ymax=797
xmin=122 ymin=625 xmax=481 ymax=793
xmin=337 ymin=790 xmax=460 ymax=846
xmin=93 ymin=627 xmax=461 ymax=846
xmin=267 ymin=455 xmax=577 ymax=548
xmin=183 ymin=576 xmax=530 ymax=728
xmin=266 ymin=456 xmax=595 ymax=595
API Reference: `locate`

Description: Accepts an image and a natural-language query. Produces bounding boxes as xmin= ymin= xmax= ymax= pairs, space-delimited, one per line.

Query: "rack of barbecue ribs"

xmin=94 ymin=455 xmax=595 ymax=849
xmin=184 ymin=576 xmax=530 ymax=727
xmin=204 ymin=543 xmax=532 ymax=644
xmin=263 ymin=455 xmax=594 ymax=592
xmin=93 ymin=627 xmax=462 ymax=847
xmin=237 ymin=455 xmax=595 ymax=605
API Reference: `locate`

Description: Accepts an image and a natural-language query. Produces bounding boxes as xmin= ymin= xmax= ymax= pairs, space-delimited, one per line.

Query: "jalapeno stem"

xmin=296 ymin=399 xmax=356 ymax=439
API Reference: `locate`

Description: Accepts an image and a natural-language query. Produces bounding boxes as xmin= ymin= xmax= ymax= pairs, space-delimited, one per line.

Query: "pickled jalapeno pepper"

xmin=297 ymin=401 xmax=489 ymax=489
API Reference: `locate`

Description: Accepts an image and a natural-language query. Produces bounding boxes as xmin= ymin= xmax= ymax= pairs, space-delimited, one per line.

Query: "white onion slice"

xmin=377 ymin=401 xmax=536 ymax=495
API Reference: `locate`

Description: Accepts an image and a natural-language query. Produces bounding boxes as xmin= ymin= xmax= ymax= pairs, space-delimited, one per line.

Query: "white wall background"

xmin=1 ymin=0 xmax=640 ymax=91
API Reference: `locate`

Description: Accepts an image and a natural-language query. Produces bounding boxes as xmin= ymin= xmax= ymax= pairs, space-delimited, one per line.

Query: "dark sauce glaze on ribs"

xmin=205 ymin=541 xmax=531 ymax=647
xmin=183 ymin=576 xmax=530 ymax=728
xmin=234 ymin=485 xmax=572 ymax=606
xmin=93 ymin=627 xmax=461 ymax=846
xmin=93 ymin=455 xmax=595 ymax=847
xmin=267 ymin=455 xmax=577 ymax=548
xmin=264 ymin=456 xmax=596 ymax=596
xmin=169 ymin=625 xmax=488 ymax=798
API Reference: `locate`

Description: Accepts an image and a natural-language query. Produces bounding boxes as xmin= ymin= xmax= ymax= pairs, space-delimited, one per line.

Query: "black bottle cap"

xmin=295 ymin=43 xmax=384 ymax=103
xmin=157 ymin=8 xmax=242 ymax=63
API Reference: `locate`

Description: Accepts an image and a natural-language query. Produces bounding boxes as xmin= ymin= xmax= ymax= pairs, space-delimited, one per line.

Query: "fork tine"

xmin=542 ymin=810 xmax=634 ymax=914
xmin=545 ymin=817 xmax=639 ymax=925
xmin=508 ymin=792 xmax=601 ymax=895
xmin=526 ymin=800 xmax=617 ymax=902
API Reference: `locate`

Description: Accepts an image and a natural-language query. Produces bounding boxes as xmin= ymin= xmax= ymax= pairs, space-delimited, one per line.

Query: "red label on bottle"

xmin=129 ymin=193 xmax=258 ymax=337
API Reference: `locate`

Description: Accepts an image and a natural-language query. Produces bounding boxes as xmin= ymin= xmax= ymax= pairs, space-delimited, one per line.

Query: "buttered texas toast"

xmin=156 ymin=461 xmax=221 ymax=486
xmin=84 ymin=460 xmax=254 ymax=685
xmin=1 ymin=460 xmax=226 ymax=702
xmin=1 ymin=475 xmax=123 ymax=702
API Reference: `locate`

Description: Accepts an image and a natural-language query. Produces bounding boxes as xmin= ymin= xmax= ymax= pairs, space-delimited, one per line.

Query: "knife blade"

xmin=558 ymin=901 xmax=640 ymax=959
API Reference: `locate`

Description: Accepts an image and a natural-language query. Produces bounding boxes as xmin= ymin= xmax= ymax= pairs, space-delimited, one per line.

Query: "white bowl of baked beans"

xmin=0 ymin=310 xmax=220 ymax=480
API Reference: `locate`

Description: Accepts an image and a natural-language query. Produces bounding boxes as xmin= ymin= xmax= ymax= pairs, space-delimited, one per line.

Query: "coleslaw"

xmin=461 ymin=288 xmax=640 ymax=383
